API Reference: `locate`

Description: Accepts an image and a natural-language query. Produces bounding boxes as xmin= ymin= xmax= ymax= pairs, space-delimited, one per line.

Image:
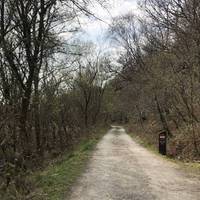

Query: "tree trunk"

xmin=155 ymin=95 xmax=172 ymax=137
xmin=34 ymin=74 xmax=41 ymax=155
xmin=20 ymin=96 xmax=31 ymax=159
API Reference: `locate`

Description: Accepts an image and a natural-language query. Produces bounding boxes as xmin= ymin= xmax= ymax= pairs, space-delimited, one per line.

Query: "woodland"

xmin=0 ymin=0 xmax=199 ymax=198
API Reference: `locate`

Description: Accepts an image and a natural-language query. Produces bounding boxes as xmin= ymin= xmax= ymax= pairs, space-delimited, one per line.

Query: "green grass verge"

xmin=128 ymin=130 xmax=200 ymax=175
xmin=32 ymin=128 xmax=107 ymax=200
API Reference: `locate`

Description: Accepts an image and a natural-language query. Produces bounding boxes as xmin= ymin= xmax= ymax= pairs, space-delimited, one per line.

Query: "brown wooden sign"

xmin=159 ymin=131 xmax=167 ymax=155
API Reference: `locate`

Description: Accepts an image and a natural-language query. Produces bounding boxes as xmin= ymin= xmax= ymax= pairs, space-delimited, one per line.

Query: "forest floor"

xmin=68 ymin=126 xmax=200 ymax=200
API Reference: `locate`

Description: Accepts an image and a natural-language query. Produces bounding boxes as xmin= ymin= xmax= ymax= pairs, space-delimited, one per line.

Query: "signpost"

xmin=159 ymin=130 xmax=167 ymax=155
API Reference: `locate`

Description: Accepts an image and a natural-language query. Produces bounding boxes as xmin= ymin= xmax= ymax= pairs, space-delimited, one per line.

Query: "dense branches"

xmin=108 ymin=0 xmax=200 ymax=160
xmin=0 ymin=0 xmax=109 ymax=197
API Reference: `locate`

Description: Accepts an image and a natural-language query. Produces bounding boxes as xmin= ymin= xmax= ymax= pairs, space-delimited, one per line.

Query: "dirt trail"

xmin=68 ymin=126 xmax=200 ymax=200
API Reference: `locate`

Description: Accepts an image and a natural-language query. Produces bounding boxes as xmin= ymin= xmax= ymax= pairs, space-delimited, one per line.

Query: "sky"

xmin=57 ymin=1 xmax=142 ymax=78
xmin=59 ymin=0 xmax=141 ymax=60
xmin=76 ymin=0 xmax=141 ymax=51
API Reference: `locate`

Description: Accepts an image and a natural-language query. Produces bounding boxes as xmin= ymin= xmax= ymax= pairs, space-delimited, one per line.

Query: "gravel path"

xmin=68 ymin=126 xmax=200 ymax=200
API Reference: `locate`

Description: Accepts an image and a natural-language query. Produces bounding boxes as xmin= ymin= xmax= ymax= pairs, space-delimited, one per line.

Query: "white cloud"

xmin=110 ymin=0 xmax=139 ymax=17
xmin=60 ymin=0 xmax=142 ymax=55
xmin=78 ymin=0 xmax=141 ymax=45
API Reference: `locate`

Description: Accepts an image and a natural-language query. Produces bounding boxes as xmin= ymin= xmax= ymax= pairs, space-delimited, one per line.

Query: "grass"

xmin=128 ymin=130 xmax=200 ymax=175
xmin=129 ymin=131 xmax=158 ymax=153
xmin=31 ymin=127 xmax=107 ymax=200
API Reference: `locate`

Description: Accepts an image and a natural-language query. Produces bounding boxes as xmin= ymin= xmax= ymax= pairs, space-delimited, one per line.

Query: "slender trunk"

xmin=85 ymin=113 xmax=88 ymax=128
xmin=155 ymin=95 xmax=172 ymax=137
xmin=93 ymin=90 xmax=104 ymax=125
xmin=135 ymin=105 xmax=146 ymax=132
xmin=20 ymin=96 xmax=31 ymax=158
xmin=52 ymin=125 xmax=56 ymax=148
xmin=172 ymin=101 xmax=187 ymax=123
xmin=62 ymin=125 xmax=72 ymax=147
xmin=58 ymin=127 xmax=64 ymax=151
xmin=12 ymin=125 xmax=17 ymax=153
xmin=84 ymin=102 xmax=88 ymax=128
xmin=189 ymin=69 xmax=200 ymax=156
xmin=34 ymin=74 xmax=41 ymax=155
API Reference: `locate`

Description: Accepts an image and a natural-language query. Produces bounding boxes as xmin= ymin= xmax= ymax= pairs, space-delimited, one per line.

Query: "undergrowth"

xmin=31 ymin=127 xmax=107 ymax=200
